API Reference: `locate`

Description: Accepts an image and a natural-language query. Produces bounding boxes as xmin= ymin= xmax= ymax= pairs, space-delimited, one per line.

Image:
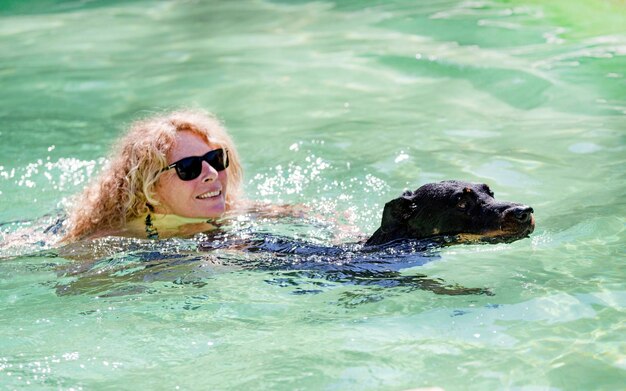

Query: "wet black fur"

xmin=366 ymin=180 xmax=534 ymax=246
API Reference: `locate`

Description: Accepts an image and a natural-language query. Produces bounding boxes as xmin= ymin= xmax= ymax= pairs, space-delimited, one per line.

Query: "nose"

xmin=201 ymin=161 xmax=218 ymax=182
xmin=509 ymin=205 xmax=534 ymax=223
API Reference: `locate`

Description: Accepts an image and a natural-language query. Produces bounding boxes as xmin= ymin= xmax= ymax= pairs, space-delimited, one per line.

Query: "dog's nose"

xmin=510 ymin=206 xmax=534 ymax=223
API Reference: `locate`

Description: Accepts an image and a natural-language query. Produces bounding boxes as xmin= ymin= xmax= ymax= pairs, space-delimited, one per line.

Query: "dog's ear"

xmin=365 ymin=195 xmax=413 ymax=246
xmin=380 ymin=195 xmax=413 ymax=228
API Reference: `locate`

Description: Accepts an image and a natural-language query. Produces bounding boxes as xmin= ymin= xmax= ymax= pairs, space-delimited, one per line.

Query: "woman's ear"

xmin=150 ymin=202 xmax=170 ymax=215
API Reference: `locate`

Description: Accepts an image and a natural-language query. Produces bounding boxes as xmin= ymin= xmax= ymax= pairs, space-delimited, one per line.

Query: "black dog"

xmin=366 ymin=180 xmax=534 ymax=246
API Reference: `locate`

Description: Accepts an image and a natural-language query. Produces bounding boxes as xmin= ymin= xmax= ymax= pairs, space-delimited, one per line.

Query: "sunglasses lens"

xmin=175 ymin=157 xmax=202 ymax=181
xmin=207 ymin=149 xmax=228 ymax=171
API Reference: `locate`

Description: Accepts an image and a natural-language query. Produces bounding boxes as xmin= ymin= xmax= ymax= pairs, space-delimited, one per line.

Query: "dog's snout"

xmin=510 ymin=206 xmax=533 ymax=223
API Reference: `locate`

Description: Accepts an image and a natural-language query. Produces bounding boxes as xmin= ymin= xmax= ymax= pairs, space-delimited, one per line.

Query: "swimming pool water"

xmin=0 ymin=0 xmax=625 ymax=389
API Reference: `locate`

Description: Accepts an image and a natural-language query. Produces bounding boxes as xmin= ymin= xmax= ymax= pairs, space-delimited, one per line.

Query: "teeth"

xmin=197 ymin=190 xmax=221 ymax=199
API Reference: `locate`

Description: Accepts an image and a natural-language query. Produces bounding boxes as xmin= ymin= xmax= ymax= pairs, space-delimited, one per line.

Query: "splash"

xmin=0 ymin=155 xmax=107 ymax=258
xmin=248 ymin=147 xmax=391 ymax=241
xmin=0 ymin=156 xmax=105 ymax=193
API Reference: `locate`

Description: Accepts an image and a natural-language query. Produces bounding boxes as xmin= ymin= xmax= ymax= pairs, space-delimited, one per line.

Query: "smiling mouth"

xmin=196 ymin=190 xmax=222 ymax=200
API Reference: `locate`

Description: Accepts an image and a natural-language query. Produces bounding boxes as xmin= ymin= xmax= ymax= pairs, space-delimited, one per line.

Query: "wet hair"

xmin=63 ymin=109 xmax=243 ymax=241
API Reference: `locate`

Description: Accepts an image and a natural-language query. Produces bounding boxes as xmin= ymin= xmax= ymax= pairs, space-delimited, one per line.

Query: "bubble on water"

xmin=364 ymin=174 xmax=389 ymax=193
xmin=62 ymin=352 xmax=80 ymax=361
xmin=394 ymin=151 xmax=409 ymax=163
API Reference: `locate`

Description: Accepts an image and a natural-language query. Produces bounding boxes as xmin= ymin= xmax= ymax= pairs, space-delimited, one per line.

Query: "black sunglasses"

xmin=162 ymin=148 xmax=229 ymax=181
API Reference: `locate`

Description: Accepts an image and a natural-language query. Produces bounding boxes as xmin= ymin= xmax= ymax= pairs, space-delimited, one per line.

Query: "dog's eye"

xmin=457 ymin=200 xmax=468 ymax=210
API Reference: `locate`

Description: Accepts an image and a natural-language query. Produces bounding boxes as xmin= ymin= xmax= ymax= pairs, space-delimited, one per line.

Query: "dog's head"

xmin=366 ymin=180 xmax=535 ymax=246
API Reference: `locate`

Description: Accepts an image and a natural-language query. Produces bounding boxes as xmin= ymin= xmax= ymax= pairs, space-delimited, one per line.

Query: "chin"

xmin=197 ymin=201 xmax=226 ymax=219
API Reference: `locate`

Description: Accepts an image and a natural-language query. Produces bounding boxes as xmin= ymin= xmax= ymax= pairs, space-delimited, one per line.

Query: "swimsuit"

xmin=144 ymin=213 xmax=159 ymax=240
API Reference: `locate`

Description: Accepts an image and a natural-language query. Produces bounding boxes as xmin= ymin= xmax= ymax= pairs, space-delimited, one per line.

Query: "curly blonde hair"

xmin=63 ymin=109 xmax=243 ymax=241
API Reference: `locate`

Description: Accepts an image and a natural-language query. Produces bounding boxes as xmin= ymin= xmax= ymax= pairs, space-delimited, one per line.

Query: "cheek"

xmin=154 ymin=175 xmax=186 ymax=204
xmin=154 ymin=177 xmax=172 ymax=204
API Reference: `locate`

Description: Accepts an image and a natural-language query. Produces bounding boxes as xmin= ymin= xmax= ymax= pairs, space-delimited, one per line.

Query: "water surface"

xmin=0 ymin=0 xmax=625 ymax=389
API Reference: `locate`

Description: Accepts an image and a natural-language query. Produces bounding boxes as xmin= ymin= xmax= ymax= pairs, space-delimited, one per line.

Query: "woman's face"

xmin=154 ymin=131 xmax=229 ymax=219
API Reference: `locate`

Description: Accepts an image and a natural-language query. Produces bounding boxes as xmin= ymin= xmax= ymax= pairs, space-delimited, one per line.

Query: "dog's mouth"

xmin=447 ymin=214 xmax=535 ymax=245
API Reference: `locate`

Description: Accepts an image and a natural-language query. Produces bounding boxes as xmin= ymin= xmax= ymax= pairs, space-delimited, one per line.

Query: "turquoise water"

xmin=1 ymin=0 xmax=625 ymax=389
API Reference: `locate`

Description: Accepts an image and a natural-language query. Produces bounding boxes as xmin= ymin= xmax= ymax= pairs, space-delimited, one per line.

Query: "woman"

xmin=63 ymin=109 xmax=244 ymax=242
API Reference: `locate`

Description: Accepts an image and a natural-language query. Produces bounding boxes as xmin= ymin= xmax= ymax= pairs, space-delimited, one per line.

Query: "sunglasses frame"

xmin=162 ymin=148 xmax=229 ymax=181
